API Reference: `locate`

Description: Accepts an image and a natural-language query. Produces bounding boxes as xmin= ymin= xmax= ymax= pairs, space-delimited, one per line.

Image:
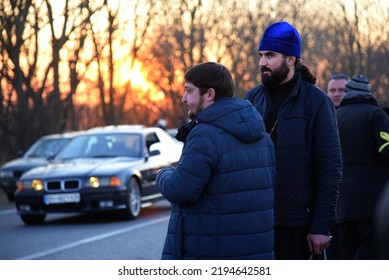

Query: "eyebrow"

xmin=258 ymin=51 xmax=277 ymax=56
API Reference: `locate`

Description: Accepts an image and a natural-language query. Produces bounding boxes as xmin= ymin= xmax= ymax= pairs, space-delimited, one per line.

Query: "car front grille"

xmin=45 ymin=179 xmax=81 ymax=192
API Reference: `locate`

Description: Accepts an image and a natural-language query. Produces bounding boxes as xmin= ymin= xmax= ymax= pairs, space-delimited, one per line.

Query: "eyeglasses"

xmin=330 ymin=73 xmax=348 ymax=80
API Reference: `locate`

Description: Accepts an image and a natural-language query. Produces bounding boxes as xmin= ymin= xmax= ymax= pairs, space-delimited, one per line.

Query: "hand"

xmin=306 ymin=233 xmax=332 ymax=255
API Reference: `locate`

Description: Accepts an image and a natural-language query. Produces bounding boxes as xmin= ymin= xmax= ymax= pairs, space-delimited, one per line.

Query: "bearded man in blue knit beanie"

xmin=244 ymin=21 xmax=342 ymax=260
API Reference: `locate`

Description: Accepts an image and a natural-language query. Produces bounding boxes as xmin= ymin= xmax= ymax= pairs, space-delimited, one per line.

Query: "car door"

xmin=140 ymin=132 xmax=167 ymax=197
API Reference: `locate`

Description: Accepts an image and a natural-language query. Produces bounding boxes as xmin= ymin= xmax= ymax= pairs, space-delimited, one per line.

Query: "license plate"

xmin=44 ymin=193 xmax=80 ymax=205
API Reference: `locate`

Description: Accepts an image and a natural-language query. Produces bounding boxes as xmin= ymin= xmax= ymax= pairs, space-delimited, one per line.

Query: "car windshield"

xmin=56 ymin=133 xmax=143 ymax=159
xmin=24 ymin=138 xmax=70 ymax=158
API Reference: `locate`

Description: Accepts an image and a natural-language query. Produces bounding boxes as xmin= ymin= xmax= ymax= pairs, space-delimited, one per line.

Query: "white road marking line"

xmin=16 ymin=216 xmax=169 ymax=260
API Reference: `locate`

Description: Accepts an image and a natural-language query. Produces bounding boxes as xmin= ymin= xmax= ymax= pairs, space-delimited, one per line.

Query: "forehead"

xmin=328 ymin=79 xmax=347 ymax=88
xmin=185 ymin=82 xmax=197 ymax=89
xmin=258 ymin=50 xmax=283 ymax=56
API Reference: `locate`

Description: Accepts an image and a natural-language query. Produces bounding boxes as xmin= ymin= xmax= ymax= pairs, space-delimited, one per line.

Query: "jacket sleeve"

xmin=373 ymin=109 xmax=389 ymax=161
xmin=310 ymin=96 xmax=343 ymax=235
xmin=156 ymin=126 xmax=217 ymax=206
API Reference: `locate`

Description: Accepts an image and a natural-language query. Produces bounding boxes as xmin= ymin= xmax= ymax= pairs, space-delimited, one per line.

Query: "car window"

xmin=110 ymin=134 xmax=142 ymax=157
xmin=56 ymin=133 xmax=142 ymax=159
xmin=146 ymin=133 xmax=160 ymax=151
xmin=24 ymin=138 xmax=70 ymax=158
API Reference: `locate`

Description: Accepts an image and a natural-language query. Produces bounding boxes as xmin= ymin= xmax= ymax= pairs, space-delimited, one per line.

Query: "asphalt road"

xmin=0 ymin=190 xmax=171 ymax=260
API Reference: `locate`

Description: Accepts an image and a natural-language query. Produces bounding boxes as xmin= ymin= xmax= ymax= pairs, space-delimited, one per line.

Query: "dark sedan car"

xmin=14 ymin=125 xmax=183 ymax=224
xmin=0 ymin=131 xmax=81 ymax=201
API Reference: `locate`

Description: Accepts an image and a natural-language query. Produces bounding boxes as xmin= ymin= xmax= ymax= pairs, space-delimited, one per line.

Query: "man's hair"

xmin=329 ymin=73 xmax=348 ymax=81
xmin=295 ymin=59 xmax=317 ymax=84
xmin=184 ymin=62 xmax=235 ymax=101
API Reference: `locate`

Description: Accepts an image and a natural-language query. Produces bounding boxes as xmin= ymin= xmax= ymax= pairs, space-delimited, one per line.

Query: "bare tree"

xmin=88 ymin=0 xmax=157 ymax=126
xmin=1 ymin=0 xmax=389 ymax=165
xmin=139 ymin=0 xmax=211 ymax=126
xmin=315 ymin=0 xmax=389 ymax=103
xmin=43 ymin=0 xmax=101 ymax=131
xmin=0 ymin=0 xmax=37 ymax=159
xmin=0 ymin=0 xmax=102 ymax=161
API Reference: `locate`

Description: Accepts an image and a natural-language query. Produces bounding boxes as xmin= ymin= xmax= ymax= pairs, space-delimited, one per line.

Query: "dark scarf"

xmin=175 ymin=119 xmax=199 ymax=142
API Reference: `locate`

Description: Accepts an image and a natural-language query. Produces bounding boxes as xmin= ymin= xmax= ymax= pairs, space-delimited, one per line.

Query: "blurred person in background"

xmin=336 ymin=75 xmax=389 ymax=259
xmin=153 ymin=118 xmax=167 ymax=130
xmin=156 ymin=62 xmax=275 ymax=260
xmin=244 ymin=21 xmax=342 ymax=260
xmin=327 ymin=73 xmax=348 ymax=109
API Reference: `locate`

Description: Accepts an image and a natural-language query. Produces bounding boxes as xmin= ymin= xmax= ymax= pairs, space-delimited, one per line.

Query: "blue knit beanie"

xmin=258 ymin=22 xmax=301 ymax=58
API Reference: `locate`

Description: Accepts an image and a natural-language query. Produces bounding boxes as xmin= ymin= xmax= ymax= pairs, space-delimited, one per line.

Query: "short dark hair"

xmin=329 ymin=73 xmax=348 ymax=80
xmin=184 ymin=62 xmax=234 ymax=101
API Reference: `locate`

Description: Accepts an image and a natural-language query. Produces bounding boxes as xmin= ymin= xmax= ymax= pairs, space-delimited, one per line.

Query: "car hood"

xmin=21 ymin=157 xmax=143 ymax=180
xmin=1 ymin=157 xmax=49 ymax=172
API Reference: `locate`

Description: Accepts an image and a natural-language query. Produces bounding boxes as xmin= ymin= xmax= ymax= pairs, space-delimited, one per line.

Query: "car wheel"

xmin=20 ymin=214 xmax=46 ymax=225
xmin=122 ymin=177 xmax=141 ymax=220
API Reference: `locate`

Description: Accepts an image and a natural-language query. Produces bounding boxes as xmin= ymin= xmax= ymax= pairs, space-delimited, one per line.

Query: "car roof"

xmin=84 ymin=125 xmax=166 ymax=135
xmin=38 ymin=130 xmax=84 ymax=140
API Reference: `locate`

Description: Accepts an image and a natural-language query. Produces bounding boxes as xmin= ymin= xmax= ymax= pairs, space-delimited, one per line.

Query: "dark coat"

xmin=336 ymin=91 xmax=389 ymax=222
xmin=244 ymin=73 xmax=342 ymax=235
xmin=157 ymin=97 xmax=275 ymax=259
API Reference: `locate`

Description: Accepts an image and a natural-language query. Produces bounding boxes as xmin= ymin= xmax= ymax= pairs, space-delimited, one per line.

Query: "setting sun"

xmin=117 ymin=61 xmax=164 ymax=102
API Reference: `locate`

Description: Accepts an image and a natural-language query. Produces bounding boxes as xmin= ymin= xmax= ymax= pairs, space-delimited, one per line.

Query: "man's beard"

xmin=261 ymin=59 xmax=290 ymax=88
xmin=187 ymin=95 xmax=205 ymax=119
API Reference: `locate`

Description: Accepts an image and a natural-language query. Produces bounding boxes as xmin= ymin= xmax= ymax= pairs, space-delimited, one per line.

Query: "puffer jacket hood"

xmin=195 ymin=97 xmax=265 ymax=143
xmin=340 ymin=91 xmax=378 ymax=107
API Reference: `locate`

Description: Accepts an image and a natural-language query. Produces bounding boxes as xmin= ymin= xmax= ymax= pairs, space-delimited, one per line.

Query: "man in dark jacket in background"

xmin=336 ymin=75 xmax=389 ymax=259
xmin=157 ymin=62 xmax=275 ymax=259
xmin=244 ymin=21 xmax=342 ymax=259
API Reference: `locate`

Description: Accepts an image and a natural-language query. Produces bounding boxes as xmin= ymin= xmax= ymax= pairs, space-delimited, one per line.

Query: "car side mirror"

xmin=149 ymin=142 xmax=162 ymax=157
xmin=149 ymin=150 xmax=161 ymax=157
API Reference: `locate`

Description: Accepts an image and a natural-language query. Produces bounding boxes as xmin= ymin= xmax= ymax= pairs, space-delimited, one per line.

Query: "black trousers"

xmin=337 ymin=221 xmax=379 ymax=260
xmin=326 ymin=223 xmax=341 ymax=259
xmin=274 ymin=226 xmax=313 ymax=260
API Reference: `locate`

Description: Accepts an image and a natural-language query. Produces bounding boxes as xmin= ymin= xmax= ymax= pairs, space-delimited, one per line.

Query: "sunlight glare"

xmin=122 ymin=62 xmax=147 ymax=90
xmin=118 ymin=61 xmax=164 ymax=102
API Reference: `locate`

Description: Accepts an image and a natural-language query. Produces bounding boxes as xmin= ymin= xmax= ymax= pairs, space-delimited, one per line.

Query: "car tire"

xmin=121 ymin=177 xmax=141 ymax=220
xmin=20 ymin=214 xmax=46 ymax=225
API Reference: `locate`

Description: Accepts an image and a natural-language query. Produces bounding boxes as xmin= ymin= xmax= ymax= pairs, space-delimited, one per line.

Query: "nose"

xmin=259 ymin=56 xmax=266 ymax=67
xmin=182 ymin=92 xmax=187 ymax=104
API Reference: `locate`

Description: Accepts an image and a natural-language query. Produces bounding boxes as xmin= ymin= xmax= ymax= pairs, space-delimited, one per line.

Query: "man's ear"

xmin=287 ymin=56 xmax=296 ymax=65
xmin=205 ymin=88 xmax=216 ymax=102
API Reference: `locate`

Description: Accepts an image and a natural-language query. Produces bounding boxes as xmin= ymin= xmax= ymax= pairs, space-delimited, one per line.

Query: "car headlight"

xmin=0 ymin=170 xmax=13 ymax=178
xmin=86 ymin=176 xmax=122 ymax=188
xmin=17 ymin=179 xmax=44 ymax=191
